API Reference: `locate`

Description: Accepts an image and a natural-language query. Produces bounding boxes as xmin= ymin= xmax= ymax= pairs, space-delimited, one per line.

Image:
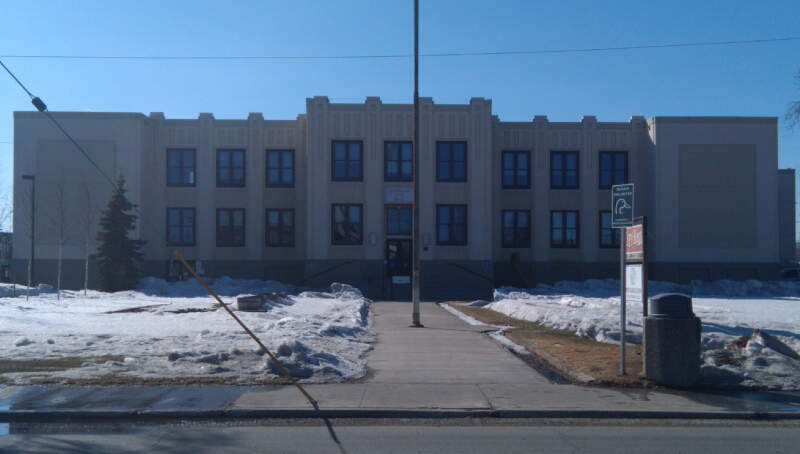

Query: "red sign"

xmin=625 ymin=224 xmax=644 ymax=262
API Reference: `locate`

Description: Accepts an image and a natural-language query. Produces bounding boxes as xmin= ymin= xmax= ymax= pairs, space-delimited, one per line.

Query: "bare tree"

xmin=0 ymin=186 xmax=12 ymax=233
xmin=83 ymin=184 xmax=96 ymax=295
xmin=54 ymin=179 xmax=68 ymax=301
xmin=788 ymin=70 xmax=800 ymax=129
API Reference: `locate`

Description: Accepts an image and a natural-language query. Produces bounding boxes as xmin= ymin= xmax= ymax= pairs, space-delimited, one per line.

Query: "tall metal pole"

xmin=620 ymin=228 xmax=626 ymax=375
xmin=22 ymin=174 xmax=35 ymax=292
xmin=411 ymin=0 xmax=422 ymax=327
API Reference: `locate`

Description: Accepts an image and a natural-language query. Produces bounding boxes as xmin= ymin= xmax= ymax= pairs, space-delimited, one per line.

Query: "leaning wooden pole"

xmin=172 ymin=250 xmax=318 ymax=408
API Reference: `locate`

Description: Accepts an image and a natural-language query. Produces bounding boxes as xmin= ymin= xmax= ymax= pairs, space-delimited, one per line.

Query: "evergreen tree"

xmin=93 ymin=175 xmax=146 ymax=291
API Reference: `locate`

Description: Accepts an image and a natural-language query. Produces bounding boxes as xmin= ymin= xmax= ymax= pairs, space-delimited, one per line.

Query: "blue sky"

xmin=1 ymin=0 xmax=799 ymax=232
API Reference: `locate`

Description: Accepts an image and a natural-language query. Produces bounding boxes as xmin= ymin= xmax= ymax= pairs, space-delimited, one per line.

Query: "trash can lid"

xmin=648 ymin=293 xmax=694 ymax=318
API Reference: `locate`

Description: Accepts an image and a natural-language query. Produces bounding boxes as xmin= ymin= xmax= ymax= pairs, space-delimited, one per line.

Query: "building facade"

xmin=12 ymin=97 xmax=795 ymax=299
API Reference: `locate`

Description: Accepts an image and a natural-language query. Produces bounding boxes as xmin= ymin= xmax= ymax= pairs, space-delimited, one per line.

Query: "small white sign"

xmin=392 ymin=275 xmax=411 ymax=284
xmin=625 ymin=264 xmax=643 ymax=304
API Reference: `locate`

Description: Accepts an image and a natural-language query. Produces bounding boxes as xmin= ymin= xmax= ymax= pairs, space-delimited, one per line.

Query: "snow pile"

xmin=137 ymin=276 xmax=293 ymax=298
xmin=484 ymin=279 xmax=800 ymax=390
xmin=0 ymin=279 xmax=373 ymax=384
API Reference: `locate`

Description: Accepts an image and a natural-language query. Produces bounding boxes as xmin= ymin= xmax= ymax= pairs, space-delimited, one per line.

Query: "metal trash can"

xmin=643 ymin=293 xmax=701 ymax=387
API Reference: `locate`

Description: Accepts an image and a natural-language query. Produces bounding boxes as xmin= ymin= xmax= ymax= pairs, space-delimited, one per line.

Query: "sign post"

xmin=612 ymin=184 xmax=634 ymax=375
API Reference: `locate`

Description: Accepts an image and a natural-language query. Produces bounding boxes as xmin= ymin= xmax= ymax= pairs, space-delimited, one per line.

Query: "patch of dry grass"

xmin=448 ymin=303 xmax=649 ymax=387
xmin=0 ymin=356 xmax=126 ymax=374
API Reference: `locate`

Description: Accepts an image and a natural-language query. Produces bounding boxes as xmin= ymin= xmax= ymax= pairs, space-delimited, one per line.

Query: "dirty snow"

xmin=0 ymin=279 xmax=373 ymax=384
xmin=483 ymin=279 xmax=800 ymax=391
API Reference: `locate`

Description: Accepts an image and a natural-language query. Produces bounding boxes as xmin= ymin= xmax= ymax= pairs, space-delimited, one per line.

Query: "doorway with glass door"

xmin=386 ymin=205 xmax=412 ymax=300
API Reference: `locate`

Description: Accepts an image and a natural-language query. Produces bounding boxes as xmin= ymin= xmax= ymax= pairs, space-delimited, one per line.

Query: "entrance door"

xmin=386 ymin=238 xmax=412 ymax=301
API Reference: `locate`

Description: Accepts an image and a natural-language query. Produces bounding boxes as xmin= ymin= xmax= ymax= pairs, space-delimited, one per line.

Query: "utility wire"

xmin=1 ymin=36 xmax=798 ymax=61
xmin=1 ymin=60 xmax=120 ymax=193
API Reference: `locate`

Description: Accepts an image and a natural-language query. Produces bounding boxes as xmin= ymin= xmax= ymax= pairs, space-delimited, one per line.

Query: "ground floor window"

xmin=551 ymin=210 xmax=579 ymax=248
xmin=216 ymin=208 xmax=245 ymax=247
xmin=266 ymin=209 xmax=294 ymax=247
xmin=332 ymin=204 xmax=363 ymax=245
xmin=437 ymin=204 xmax=467 ymax=245
xmin=599 ymin=210 xmax=620 ymax=248
xmin=502 ymin=210 xmax=530 ymax=248
xmin=167 ymin=207 xmax=195 ymax=246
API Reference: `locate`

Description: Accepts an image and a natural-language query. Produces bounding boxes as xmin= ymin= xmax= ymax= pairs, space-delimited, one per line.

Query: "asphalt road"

xmin=2 ymin=419 xmax=799 ymax=453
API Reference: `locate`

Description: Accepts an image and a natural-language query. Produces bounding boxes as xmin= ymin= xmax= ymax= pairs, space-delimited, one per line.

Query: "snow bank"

xmin=485 ymin=279 xmax=800 ymax=391
xmin=0 ymin=279 xmax=374 ymax=384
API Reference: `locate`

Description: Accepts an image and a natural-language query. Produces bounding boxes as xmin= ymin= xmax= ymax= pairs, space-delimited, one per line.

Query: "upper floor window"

xmin=385 ymin=141 xmax=413 ymax=181
xmin=266 ymin=209 xmax=294 ymax=247
xmin=551 ymin=210 xmax=579 ymax=248
xmin=166 ymin=207 xmax=195 ymax=246
xmin=599 ymin=151 xmax=628 ymax=189
xmin=437 ymin=204 xmax=467 ymax=245
xmin=332 ymin=141 xmax=362 ymax=181
xmin=386 ymin=206 xmax=412 ymax=236
xmin=216 ymin=208 xmax=245 ymax=247
xmin=502 ymin=151 xmax=530 ymax=189
xmin=436 ymin=142 xmax=467 ymax=182
xmin=167 ymin=149 xmax=195 ymax=186
xmin=551 ymin=151 xmax=579 ymax=189
xmin=332 ymin=204 xmax=363 ymax=245
xmin=217 ymin=149 xmax=245 ymax=187
xmin=502 ymin=210 xmax=531 ymax=248
xmin=599 ymin=210 xmax=620 ymax=248
xmin=266 ymin=150 xmax=294 ymax=187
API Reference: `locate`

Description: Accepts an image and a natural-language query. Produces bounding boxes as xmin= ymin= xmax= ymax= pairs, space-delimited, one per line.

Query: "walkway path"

xmin=229 ymin=302 xmax=799 ymax=415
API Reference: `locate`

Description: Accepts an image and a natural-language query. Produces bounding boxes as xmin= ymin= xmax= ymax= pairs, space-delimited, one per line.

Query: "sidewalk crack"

xmin=476 ymin=384 xmax=494 ymax=410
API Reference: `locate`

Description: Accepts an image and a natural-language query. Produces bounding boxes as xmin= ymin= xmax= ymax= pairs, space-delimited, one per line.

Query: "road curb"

xmin=2 ymin=408 xmax=799 ymax=422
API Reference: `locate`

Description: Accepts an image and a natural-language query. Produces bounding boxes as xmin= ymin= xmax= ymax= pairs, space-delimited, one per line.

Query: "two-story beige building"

xmin=11 ymin=97 xmax=795 ymax=299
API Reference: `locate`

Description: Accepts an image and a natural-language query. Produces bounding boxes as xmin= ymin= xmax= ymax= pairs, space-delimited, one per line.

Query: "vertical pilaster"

xmin=247 ymin=113 xmax=264 ymax=260
xmin=197 ymin=113 xmax=215 ymax=261
xmin=533 ymin=115 xmax=549 ymax=263
xmin=581 ymin=115 xmax=598 ymax=262
xmin=365 ymin=97 xmax=382 ymax=260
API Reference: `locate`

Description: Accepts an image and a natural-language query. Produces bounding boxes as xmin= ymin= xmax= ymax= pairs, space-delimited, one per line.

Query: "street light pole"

xmin=22 ymin=174 xmax=35 ymax=295
xmin=411 ymin=0 xmax=422 ymax=327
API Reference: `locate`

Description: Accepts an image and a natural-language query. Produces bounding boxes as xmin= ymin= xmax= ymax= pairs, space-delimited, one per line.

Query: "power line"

xmin=1 ymin=36 xmax=798 ymax=62
xmin=1 ymin=60 xmax=118 ymax=192
xmin=0 ymin=59 xmax=166 ymax=247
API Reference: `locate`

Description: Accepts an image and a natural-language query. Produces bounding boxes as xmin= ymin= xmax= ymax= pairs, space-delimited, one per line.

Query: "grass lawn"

xmin=447 ymin=302 xmax=650 ymax=387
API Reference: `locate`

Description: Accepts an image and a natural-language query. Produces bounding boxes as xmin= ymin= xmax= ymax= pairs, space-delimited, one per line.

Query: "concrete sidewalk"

xmin=2 ymin=302 xmax=800 ymax=420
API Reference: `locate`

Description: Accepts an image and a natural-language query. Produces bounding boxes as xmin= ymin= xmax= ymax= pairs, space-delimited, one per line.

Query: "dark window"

xmin=266 ymin=209 xmax=294 ymax=247
xmin=502 ymin=151 xmax=530 ymax=189
xmin=551 ymin=151 xmax=579 ymax=189
xmin=436 ymin=142 xmax=467 ymax=182
xmin=332 ymin=141 xmax=362 ymax=181
xmin=216 ymin=208 xmax=245 ymax=247
xmin=384 ymin=141 xmax=413 ymax=181
xmin=217 ymin=149 xmax=246 ymax=187
xmin=437 ymin=204 xmax=467 ymax=245
xmin=599 ymin=210 xmax=620 ymax=248
xmin=386 ymin=206 xmax=412 ymax=236
xmin=166 ymin=208 xmax=195 ymax=246
xmin=502 ymin=210 xmax=531 ymax=248
xmin=332 ymin=204 xmax=363 ymax=245
xmin=266 ymin=150 xmax=294 ymax=187
xmin=599 ymin=151 xmax=628 ymax=189
xmin=167 ymin=149 xmax=195 ymax=186
xmin=551 ymin=210 xmax=579 ymax=248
